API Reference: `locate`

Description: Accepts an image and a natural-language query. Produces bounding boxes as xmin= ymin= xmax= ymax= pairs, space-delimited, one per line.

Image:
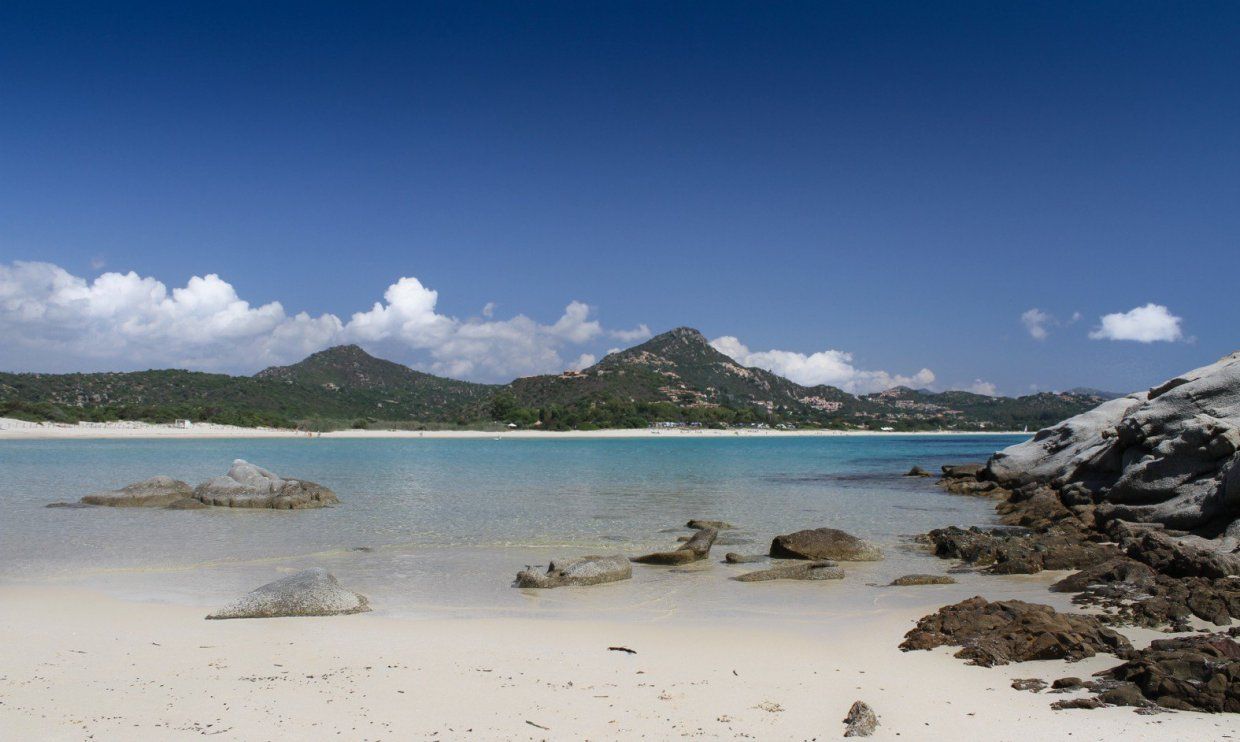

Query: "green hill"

xmin=0 ymin=330 xmax=1107 ymax=431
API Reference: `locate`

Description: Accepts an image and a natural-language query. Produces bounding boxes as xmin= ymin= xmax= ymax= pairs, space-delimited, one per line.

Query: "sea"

xmin=0 ymin=434 xmax=1068 ymax=624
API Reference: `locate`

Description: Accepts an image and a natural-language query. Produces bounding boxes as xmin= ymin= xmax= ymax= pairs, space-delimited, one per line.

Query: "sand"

xmin=0 ymin=417 xmax=1024 ymax=440
xmin=0 ymin=585 xmax=1229 ymax=741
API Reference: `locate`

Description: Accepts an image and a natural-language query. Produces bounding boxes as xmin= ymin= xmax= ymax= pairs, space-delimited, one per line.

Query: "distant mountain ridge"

xmin=0 ymin=328 xmax=1109 ymax=430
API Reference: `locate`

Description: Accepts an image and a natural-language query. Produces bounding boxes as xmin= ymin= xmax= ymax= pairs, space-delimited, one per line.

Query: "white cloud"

xmin=481 ymin=301 xmax=496 ymax=318
xmin=964 ymin=379 xmax=999 ymax=396
xmin=710 ymin=335 xmax=935 ymax=394
xmin=611 ymin=323 xmax=652 ymax=343
xmin=0 ymin=261 xmax=632 ymax=381
xmin=568 ymin=353 xmax=596 ymax=371
xmin=1089 ymin=303 xmax=1183 ymax=343
xmin=1021 ymin=308 xmax=1053 ymax=340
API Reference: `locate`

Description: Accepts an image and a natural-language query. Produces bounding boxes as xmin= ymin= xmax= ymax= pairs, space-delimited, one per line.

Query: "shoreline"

xmin=0 ymin=583 xmax=1225 ymax=740
xmin=0 ymin=417 xmax=1030 ymax=440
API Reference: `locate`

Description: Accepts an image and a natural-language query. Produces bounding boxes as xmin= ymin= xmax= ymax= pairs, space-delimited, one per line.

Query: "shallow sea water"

xmin=0 ymin=435 xmax=1073 ymax=622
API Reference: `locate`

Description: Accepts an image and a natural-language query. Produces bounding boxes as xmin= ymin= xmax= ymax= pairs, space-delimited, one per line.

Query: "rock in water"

xmin=769 ymin=528 xmax=882 ymax=561
xmin=79 ymin=476 xmax=193 ymax=507
xmin=988 ymin=350 xmax=1240 ymax=540
xmin=206 ymin=568 xmax=369 ymax=619
xmin=842 ymin=701 xmax=877 ymax=737
xmin=889 ymin=574 xmax=956 ymax=586
xmin=514 ymin=555 xmax=632 ymax=588
xmin=687 ymin=519 xmax=733 ymax=530
xmin=632 ymin=528 xmax=718 ymax=565
xmin=724 ymin=552 xmax=766 ymax=564
xmin=905 ymin=466 xmax=933 ymax=477
xmin=194 ymin=459 xmax=339 ymax=509
xmin=899 ymin=596 xmax=1131 ymax=667
xmin=734 ymin=561 xmax=843 ymax=582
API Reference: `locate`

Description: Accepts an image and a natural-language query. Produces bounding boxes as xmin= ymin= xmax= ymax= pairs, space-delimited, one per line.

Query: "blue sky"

xmin=2 ymin=2 xmax=1237 ymax=393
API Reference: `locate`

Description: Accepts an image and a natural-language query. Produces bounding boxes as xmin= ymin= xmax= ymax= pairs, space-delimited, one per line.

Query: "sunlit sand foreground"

xmin=0 ymin=585 xmax=1227 ymax=740
xmin=0 ymin=417 xmax=1023 ymax=440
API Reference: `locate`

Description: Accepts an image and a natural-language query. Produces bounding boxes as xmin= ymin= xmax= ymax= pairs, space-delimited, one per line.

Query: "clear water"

xmin=0 ymin=435 xmax=1068 ymax=622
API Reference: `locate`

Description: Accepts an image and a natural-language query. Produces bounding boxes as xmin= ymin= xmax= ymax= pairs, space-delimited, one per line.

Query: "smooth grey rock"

xmin=79 ymin=476 xmax=193 ymax=507
xmin=769 ymin=528 xmax=882 ymax=561
xmin=194 ymin=460 xmax=338 ymax=509
xmin=206 ymin=568 xmax=369 ymax=619
xmin=843 ymin=701 xmax=878 ymax=737
xmin=514 ymin=555 xmax=632 ymax=588
xmin=988 ymin=351 xmax=1240 ymax=543
xmin=632 ymin=528 xmax=718 ymax=565
xmin=734 ymin=561 xmax=843 ymax=582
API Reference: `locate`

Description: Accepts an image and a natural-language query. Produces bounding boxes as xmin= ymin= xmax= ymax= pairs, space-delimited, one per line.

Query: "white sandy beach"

xmin=0 ymin=418 xmax=1025 ymax=440
xmin=0 ymin=584 xmax=1228 ymax=741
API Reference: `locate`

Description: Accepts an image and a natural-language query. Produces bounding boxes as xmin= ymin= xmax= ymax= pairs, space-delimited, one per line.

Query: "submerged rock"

xmin=632 ymin=528 xmax=718 ymax=565
xmin=687 ymin=519 xmax=733 ymax=530
xmin=899 ymin=596 xmax=1131 ymax=667
xmin=206 ymin=568 xmax=369 ymax=619
xmin=724 ymin=552 xmax=766 ymax=564
xmin=842 ymin=700 xmax=878 ymax=737
xmin=79 ymin=476 xmax=193 ymax=507
xmin=733 ymin=561 xmax=844 ymax=582
xmin=769 ymin=528 xmax=882 ymax=561
xmin=889 ymin=574 xmax=956 ymax=586
xmin=194 ymin=460 xmax=338 ymax=509
xmin=514 ymin=555 xmax=632 ymax=588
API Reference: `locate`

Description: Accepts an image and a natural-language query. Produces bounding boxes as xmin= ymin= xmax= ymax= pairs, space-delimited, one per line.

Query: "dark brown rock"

xmin=899 ymin=596 xmax=1132 ymax=667
xmin=1081 ymin=634 xmax=1240 ymax=713
xmin=769 ymin=528 xmax=882 ymax=561
xmin=1011 ymin=678 xmax=1047 ymax=692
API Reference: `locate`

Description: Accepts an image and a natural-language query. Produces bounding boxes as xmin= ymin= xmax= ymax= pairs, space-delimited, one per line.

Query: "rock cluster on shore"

xmin=905 ymin=351 xmax=1240 ymax=714
xmin=900 ymin=596 xmax=1132 ymax=666
xmin=54 ymin=460 xmax=339 ymax=510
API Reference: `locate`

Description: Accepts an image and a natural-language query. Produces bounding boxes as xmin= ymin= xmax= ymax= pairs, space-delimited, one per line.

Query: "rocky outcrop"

xmin=1064 ymin=634 xmax=1240 ymax=713
xmin=842 ymin=701 xmax=877 ymax=737
xmin=769 ymin=528 xmax=882 ymax=561
xmin=632 ymin=528 xmax=718 ymax=565
xmin=514 ymin=555 xmax=631 ymax=588
xmin=900 ymin=596 xmax=1131 ymax=667
xmin=889 ymin=574 xmax=956 ymax=586
xmin=733 ymin=561 xmax=844 ymax=582
xmin=922 ymin=525 xmax=1118 ymax=575
xmin=79 ymin=476 xmax=193 ymax=507
xmin=194 ymin=460 xmax=339 ymax=509
xmin=206 ymin=568 xmax=369 ymax=619
xmin=988 ymin=351 xmax=1240 ymax=542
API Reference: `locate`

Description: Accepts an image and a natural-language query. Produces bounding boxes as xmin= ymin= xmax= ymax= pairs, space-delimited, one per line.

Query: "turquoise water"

xmin=0 ymin=435 xmax=1054 ymax=621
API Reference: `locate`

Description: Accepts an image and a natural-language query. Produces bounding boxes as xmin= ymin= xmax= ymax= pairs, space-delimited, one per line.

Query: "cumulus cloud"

xmin=1021 ymin=308 xmax=1053 ymax=340
xmin=611 ymin=323 xmax=652 ymax=342
xmin=0 ymin=261 xmax=629 ymax=380
xmin=964 ymin=379 xmax=999 ymax=396
xmin=1089 ymin=303 xmax=1184 ymax=343
xmin=568 ymin=353 xmax=597 ymax=371
xmin=710 ymin=336 xmax=935 ymax=394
